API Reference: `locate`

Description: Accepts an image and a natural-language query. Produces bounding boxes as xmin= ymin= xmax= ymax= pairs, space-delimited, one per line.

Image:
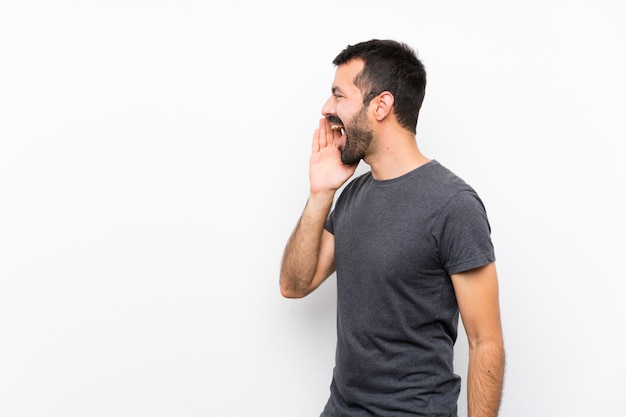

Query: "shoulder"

xmin=424 ymin=160 xmax=471 ymax=190
xmin=412 ymin=160 xmax=481 ymax=210
xmin=337 ymin=170 xmax=372 ymax=199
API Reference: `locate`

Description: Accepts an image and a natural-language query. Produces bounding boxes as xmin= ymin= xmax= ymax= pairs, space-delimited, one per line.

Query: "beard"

xmin=339 ymin=106 xmax=373 ymax=165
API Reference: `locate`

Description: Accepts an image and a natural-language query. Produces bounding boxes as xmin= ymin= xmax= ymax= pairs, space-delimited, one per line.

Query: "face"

xmin=322 ymin=59 xmax=374 ymax=165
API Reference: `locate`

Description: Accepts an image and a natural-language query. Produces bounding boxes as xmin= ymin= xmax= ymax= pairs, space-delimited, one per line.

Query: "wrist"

xmin=306 ymin=191 xmax=335 ymax=211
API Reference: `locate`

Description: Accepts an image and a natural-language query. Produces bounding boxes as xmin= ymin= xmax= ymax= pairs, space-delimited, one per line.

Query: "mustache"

xmin=327 ymin=116 xmax=343 ymax=126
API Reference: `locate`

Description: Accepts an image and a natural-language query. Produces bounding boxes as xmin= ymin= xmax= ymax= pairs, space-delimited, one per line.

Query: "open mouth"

xmin=330 ymin=123 xmax=345 ymax=135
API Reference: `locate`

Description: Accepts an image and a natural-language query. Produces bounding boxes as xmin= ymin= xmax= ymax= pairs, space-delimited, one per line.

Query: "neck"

xmin=365 ymin=129 xmax=430 ymax=181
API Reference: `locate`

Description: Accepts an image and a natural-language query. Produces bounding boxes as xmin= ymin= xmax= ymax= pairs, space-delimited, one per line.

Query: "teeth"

xmin=330 ymin=124 xmax=343 ymax=131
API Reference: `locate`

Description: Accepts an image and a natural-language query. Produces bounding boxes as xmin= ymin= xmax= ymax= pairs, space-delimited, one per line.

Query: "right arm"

xmin=279 ymin=118 xmax=357 ymax=298
xmin=279 ymin=193 xmax=336 ymax=298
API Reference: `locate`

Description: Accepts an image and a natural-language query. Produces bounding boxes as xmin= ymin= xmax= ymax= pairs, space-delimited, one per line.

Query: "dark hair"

xmin=332 ymin=39 xmax=426 ymax=134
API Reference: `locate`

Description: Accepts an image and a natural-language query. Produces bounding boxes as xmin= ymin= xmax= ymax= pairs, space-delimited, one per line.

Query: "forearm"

xmin=467 ymin=339 xmax=505 ymax=417
xmin=280 ymin=193 xmax=335 ymax=298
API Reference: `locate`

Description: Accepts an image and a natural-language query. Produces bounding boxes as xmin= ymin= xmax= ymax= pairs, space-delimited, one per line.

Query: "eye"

xmin=331 ymin=87 xmax=344 ymax=100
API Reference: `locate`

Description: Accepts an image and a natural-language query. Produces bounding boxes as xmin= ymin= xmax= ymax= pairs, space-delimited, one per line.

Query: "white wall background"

xmin=1 ymin=1 xmax=625 ymax=416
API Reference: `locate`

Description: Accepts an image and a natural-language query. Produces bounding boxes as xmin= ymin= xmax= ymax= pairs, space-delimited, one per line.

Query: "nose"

xmin=321 ymin=95 xmax=336 ymax=117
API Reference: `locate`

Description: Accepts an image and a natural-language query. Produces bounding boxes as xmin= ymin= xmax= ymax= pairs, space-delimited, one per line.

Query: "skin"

xmin=280 ymin=58 xmax=505 ymax=417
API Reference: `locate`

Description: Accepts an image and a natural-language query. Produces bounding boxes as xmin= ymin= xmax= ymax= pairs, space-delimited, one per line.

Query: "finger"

xmin=318 ymin=117 xmax=328 ymax=148
xmin=312 ymin=128 xmax=320 ymax=152
xmin=331 ymin=124 xmax=342 ymax=146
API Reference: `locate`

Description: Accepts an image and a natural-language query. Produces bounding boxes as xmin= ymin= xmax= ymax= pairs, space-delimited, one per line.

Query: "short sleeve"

xmin=432 ymin=190 xmax=495 ymax=275
xmin=325 ymin=209 xmax=335 ymax=234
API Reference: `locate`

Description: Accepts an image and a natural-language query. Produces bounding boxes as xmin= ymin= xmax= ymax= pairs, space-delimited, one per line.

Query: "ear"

xmin=372 ymin=91 xmax=395 ymax=121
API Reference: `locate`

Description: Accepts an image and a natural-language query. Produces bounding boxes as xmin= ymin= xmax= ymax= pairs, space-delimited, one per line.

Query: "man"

xmin=280 ymin=39 xmax=505 ymax=417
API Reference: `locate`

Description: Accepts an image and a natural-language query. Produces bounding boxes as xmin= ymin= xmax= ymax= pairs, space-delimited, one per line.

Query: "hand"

xmin=309 ymin=117 xmax=358 ymax=195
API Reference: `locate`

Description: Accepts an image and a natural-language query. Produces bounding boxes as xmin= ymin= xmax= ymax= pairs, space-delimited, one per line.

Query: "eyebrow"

xmin=332 ymin=86 xmax=345 ymax=95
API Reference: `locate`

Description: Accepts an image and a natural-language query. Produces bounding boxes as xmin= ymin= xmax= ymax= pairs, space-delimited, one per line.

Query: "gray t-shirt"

xmin=321 ymin=160 xmax=495 ymax=417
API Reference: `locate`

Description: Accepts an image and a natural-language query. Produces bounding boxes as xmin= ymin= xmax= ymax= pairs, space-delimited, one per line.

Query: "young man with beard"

xmin=280 ymin=39 xmax=505 ymax=417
